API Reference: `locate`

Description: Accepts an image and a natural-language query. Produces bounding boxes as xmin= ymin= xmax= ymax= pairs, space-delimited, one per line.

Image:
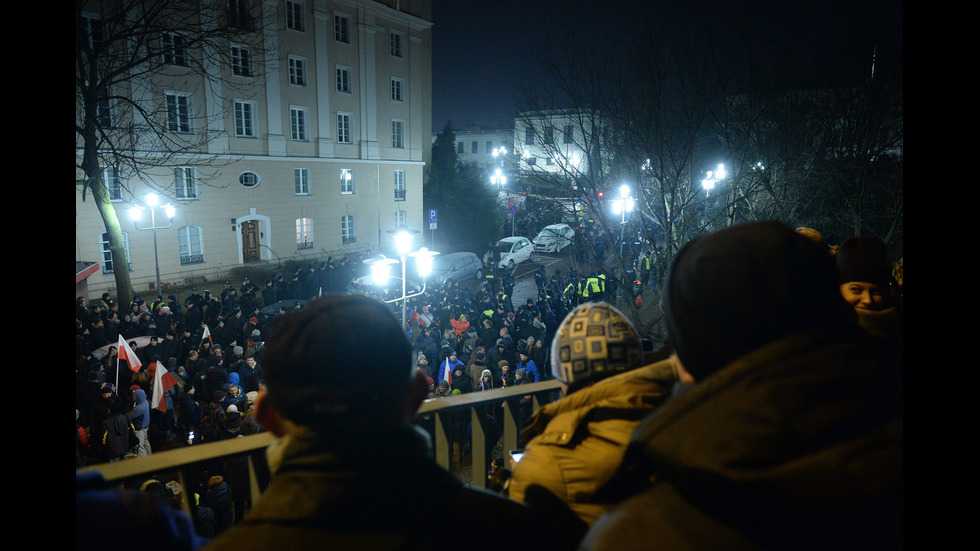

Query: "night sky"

xmin=430 ymin=0 xmax=903 ymax=132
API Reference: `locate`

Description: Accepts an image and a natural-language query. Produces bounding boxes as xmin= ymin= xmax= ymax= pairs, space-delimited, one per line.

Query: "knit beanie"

xmin=664 ymin=221 xmax=853 ymax=381
xmin=836 ymin=236 xmax=891 ymax=287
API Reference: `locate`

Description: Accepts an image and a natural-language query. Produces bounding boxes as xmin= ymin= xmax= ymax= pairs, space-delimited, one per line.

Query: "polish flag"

xmin=117 ymin=335 xmax=142 ymax=372
xmin=150 ymin=362 xmax=178 ymax=413
xmin=201 ymin=324 xmax=213 ymax=346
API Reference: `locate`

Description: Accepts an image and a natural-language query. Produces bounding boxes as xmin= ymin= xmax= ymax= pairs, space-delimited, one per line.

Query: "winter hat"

xmin=481 ymin=369 xmax=493 ymax=379
xmin=226 ymin=404 xmax=239 ymax=414
xmin=836 ymin=236 xmax=891 ymax=287
xmin=551 ymin=302 xmax=642 ymax=393
xmin=232 ymin=346 xmax=244 ymax=356
xmin=515 ymin=368 xmax=527 ymax=378
xmin=498 ymin=360 xmax=510 ymax=369
xmin=664 ymin=221 xmax=852 ymax=381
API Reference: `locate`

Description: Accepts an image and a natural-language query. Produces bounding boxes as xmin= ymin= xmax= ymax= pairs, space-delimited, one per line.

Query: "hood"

xmin=132 ymin=389 xmax=147 ymax=405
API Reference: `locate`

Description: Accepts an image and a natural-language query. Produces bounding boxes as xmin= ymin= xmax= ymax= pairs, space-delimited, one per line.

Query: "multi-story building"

xmin=75 ymin=0 xmax=432 ymax=297
xmin=451 ymin=127 xmax=514 ymax=171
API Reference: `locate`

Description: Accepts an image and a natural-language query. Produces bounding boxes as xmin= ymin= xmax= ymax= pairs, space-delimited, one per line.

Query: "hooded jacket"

xmin=580 ymin=330 xmax=903 ymax=551
xmin=128 ymin=389 xmax=151 ymax=430
xmin=508 ymin=359 xmax=679 ymax=529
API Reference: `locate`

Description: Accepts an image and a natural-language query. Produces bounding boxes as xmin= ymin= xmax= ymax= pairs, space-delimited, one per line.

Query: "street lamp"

xmin=366 ymin=226 xmax=440 ymax=331
xmin=611 ymin=184 xmax=634 ymax=257
xmin=129 ymin=193 xmax=176 ymax=293
xmin=489 ymin=167 xmax=507 ymax=188
xmin=701 ymin=163 xmax=726 ymax=197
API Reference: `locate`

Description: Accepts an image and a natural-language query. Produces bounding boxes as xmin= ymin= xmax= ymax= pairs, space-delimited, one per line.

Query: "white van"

xmin=532 ymin=223 xmax=575 ymax=253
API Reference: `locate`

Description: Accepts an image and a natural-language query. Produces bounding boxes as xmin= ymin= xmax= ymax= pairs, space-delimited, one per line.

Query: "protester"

xmin=202 ymin=294 xmax=553 ymax=550
xmin=580 ymin=221 xmax=902 ymax=551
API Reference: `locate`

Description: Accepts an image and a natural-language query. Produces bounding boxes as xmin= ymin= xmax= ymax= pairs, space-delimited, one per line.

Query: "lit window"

xmin=340 ymin=168 xmax=354 ymax=194
xmin=394 ymin=170 xmax=405 ymax=201
xmin=296 ymin=218 xmax=314 ymax=249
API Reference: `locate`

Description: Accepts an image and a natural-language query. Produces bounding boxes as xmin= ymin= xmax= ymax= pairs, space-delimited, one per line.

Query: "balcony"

xmin=394 ymin=189 xmax=406 ymax=201
xmin=77 ymin=381 xmax=562 ymax=529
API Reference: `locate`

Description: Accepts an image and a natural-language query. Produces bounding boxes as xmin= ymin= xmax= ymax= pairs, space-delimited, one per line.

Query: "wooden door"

xmin=242 ymin=221 xmax=259 ymax=262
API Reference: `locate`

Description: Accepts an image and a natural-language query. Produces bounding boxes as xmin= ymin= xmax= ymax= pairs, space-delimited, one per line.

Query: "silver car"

xmin=428 ymin=252 xmax=485 ymax=287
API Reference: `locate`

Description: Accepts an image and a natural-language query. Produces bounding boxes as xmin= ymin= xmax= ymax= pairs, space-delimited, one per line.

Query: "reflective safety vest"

xmin=587 ymin=277 xmax=601 ymax=294
xmin=598 ymin=273 xmax=606 ymax=292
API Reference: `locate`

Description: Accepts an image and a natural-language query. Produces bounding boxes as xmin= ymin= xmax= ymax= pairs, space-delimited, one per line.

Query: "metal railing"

xmin=77 ymin=380 xmax=562 ymax=518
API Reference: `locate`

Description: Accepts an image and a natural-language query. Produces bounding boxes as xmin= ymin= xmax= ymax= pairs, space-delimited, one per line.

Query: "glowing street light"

xmin=365 ymin=226 xmax=439 ymax=331
xmin=129 ymin=193 xmax=177 ymax=293
xmin=490 ymin=168 xmax=507 ymax=188
xmin=701 ymin=163 xmax=726 ymax=197
xmin=611 ymin=184 xmax=635 ymax=256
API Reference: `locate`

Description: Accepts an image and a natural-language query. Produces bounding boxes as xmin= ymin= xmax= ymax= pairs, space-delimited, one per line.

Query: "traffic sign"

xmin=509 ymin=205 xmax=517 ymax=215
xmin=429 ymin=209 xmax=437 ymax=229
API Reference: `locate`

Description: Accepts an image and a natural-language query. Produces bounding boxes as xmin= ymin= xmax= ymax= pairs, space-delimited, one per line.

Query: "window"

xmin=295 ymin=168 xmax=310 ymax=194
xmin=337 ymin=112 xmax=352 ymax=143
xmin=391 ymin=77 xmax=404 ymax=102
xmin=296 ymin=218 xmax=314 ymax=249
xmin=178 ymin=226 xmax=205 ymax=264
xmin=96 ymin=86 xmax=113 ymax=127
xmin=234 ymin=100 xmax=256 ymax=137
xmin=162 ymin=32 xmax=188 ymax=66
xmin=392 ymin=120 xmax=405 ymax=149
xmin=394 ymin=170 xmax=406 ymax=201
xmin=104 ymin=166 xmax=122 ymax=201
xmin=336 ymin=65 xmax=351 ymax=93
xmin=166 ymin=92 xmax=191 ymax=133
xmin=231 ymin=44 xmax=252 ymax=76
xmin=82 ymin=15 xmax=105 ymax=50
xmin=486 ymin=141 xmax=493 ymax=153
xmin=290 ymin=106 xmax=308 ymax=140
xmin=563 ymin=125 xmax=574 ymax=144
xmin=395 ymin=209 xmax=407 ymax=227
xmin=286 ymin=1 xmax=304 ymax=31
xmin=100 ymin=231 xmax=130 ymax=274
xmin=471 ymin=141 xmax=478 ymax=154
xmin=543 ymin=127 xmax=554 ymax=145
xmin=390 ymin=31 xmax=403 ymax=57
xmin=525 ymin=126 xmax=535 ymax=145
xmin=175 ymin=167 xmax=198 ymax=198
xmin=334 ymin=14 xmax=350 ymax=43
xmin=527 ymin=156 xmax=537 ymax=166
xmin=457 ymin=142 xmax=465 ymax=154
xmin=228 ymin=0 xmax=254 ymax=31
xmin=340 ymin=168 xmax=353 ymax=194
xmin=239 ymin=171 xmax=260 ymax=188
xmin=288 ymin=56 xmax=307 ymax=86
xmin=342 ymin=215 xmax=356 ymax=244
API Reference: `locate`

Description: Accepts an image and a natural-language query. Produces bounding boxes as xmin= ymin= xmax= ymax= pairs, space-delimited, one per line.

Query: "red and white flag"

xmin=150 ymin=362 xmax=178 ymax=413
xmin=201 ymin=324 xmax=213 ymax=346
xmin=117 ymin=335 xmax=142 ymax=373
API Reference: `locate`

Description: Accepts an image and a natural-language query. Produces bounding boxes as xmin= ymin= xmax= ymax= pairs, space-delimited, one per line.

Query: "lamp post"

xmin=611 ymin=184 xmax=634 ymax=257
xmin=365 ymin=226 xmax=439 ymax=331
xmin=129 ymin=193 xmax=176 ymax=293
xmin=700 ymin=163 xmax=726 ymax=197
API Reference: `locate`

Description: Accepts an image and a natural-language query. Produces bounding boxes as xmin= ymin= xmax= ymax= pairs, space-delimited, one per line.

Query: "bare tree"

xmin=76 ymin=0 xmax=275 ymax=303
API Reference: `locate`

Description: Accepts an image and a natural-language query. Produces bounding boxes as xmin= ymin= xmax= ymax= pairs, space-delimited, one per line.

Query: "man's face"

xmin=839 ymin=282 xmax=886 ymax=310
xmin=246 ymin=358 xmax=256 ymax=368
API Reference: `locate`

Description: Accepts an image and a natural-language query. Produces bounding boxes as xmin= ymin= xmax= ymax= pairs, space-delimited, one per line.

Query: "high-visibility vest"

xmin=598 ymin=273 xmax=606 ymax=292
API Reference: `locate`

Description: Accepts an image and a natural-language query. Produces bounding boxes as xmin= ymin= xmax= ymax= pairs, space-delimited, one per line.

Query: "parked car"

xmin=532 ymin=223 xmax=575 ymax=253
xmin=428 ymin=252 xmax=484 ymax=287
xmin=496 ymin=236 xmax=534 ymax=269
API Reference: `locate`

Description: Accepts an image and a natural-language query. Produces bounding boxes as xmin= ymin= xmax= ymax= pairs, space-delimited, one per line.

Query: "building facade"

xmin=76 ymin=0 xmax=432 ymax=297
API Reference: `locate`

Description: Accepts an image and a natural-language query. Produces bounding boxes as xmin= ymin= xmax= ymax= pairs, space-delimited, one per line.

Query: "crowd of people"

xmin=76 ymin=219 xmax=902 ymax=551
